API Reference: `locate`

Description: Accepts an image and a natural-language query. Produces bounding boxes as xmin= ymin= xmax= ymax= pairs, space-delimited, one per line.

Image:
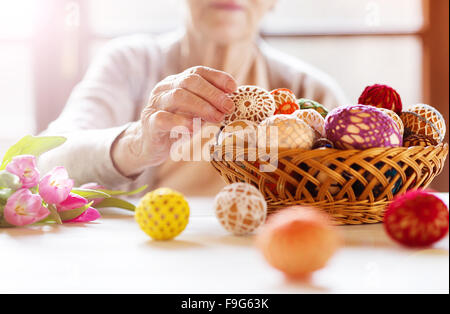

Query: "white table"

xmin=1 ymin=194 xmax=448 ymax=294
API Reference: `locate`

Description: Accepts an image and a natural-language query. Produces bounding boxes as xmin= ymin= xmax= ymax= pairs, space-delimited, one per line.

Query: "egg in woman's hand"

xmin=223 ymin=86 xmax=276 ymax=126
xmin=325 ymin=105 xmax=403 ymax=150
xmin=214 ymin=183 xmax=267 ymax=236
xmin=135 ymin=188 xmax=190 ymax=241
xmin=258 ymin=115 xmax=316 ymax=150
xmin=256 ymin=206 xmax=341 ymax=279
xmin=400 ymin=104 xmax=446 ymax=143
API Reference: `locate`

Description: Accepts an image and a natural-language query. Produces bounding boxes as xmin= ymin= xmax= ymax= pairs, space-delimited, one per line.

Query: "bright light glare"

xmin=0 ymin=0 xmax=37 ymax=39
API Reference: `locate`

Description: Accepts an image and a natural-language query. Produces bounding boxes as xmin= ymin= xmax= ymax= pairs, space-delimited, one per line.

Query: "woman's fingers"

xmin=149 ymin=110 xmax=194 ymax=134
xmin=177 ymin=73 xmax=235 ymax=114
xmin=186 ymin=66 xmax=237 ymax=93
xmin=157 ymin=88 xmax=225 ymax=123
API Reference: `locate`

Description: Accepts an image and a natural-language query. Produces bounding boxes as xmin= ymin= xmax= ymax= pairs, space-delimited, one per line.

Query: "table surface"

xmin=1 ymin=194 xmax=449 ymax=294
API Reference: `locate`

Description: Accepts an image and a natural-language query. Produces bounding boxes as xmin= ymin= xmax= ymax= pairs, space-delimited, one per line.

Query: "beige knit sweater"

xmin=38 ymin=31 xmax=347 ymax=196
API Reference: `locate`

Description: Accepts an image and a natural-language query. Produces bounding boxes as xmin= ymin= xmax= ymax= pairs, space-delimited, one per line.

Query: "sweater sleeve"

xmin=38 ymin=35 xmax=160 ymax=188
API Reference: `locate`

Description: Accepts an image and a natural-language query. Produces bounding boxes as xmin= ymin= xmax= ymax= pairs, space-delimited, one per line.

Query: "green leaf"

xmin=98 ymin=185 xmax=148 ymax=197
xmin=96 ymin=197 xmax=136 ymax=212
xmin=59 ymin=201 xmax=93 ymax=221
xmin=0 ymin=135 xmax=67 ymax=170
xmin=71 ymin=188 xmax=111 ymax=199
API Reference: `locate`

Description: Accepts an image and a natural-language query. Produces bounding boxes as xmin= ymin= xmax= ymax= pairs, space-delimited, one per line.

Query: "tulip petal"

xmin=63 ymin=207 xmax=101 ymax=223
xmin=57 ymin=193 xmax=88 ymax=212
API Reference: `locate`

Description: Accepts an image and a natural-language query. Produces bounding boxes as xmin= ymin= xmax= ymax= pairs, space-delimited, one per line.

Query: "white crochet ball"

xmin=223 ymin=86 xmax=276 ymax=126
xmin=292 ymin=109 xmax=326 ymax=138
xmin=214 ymin=183 xmax=267 ymax=236
xmin=258 ymin=115 xmax=315 ymax=150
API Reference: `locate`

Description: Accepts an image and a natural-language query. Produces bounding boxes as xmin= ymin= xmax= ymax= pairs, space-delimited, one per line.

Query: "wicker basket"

xmin=210 ymin=144 xmax=449 ymax=225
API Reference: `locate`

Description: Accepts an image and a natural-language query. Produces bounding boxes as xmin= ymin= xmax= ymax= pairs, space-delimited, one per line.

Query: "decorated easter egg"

xmin=297 ymin=98 xmax=329 ymax=118
xmin=313 ymin=138 xmax=334 ymax=149
xmin=325 ymin=105 xmax=403 ymax=150
xmin=400 ymin=104 xmax=446 ymax=143
xmin=135 ymin=188 xmax=190 ymax=240
xmin=258 ymin=115 xmax=315 ymax=150
xmin=271 ymin=88 xmax=299 ymax=115
xmin=384 ymin=190 xmax=449 ymax=247
xmin=358 ymin=84 xmax=403 ymax=114
xmin=223 ymin=86 xmax=276 ymax=126
xmin=377 ymin=108 xmax=404 ymax=136
xmin=218 ymin=120 xmax=258 ymax=148
xmin=403 ymin=134 xmax=438 ymax=147
xmin=256 ymin=206 xmax=341 ymax=278
xmin=292 ymin=109 xmax=326 ymax=138
xmin=214 ymin=183 xmax=267 ymax=236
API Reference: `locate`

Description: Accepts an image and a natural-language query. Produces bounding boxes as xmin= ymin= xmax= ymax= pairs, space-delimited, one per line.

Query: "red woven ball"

xmin=384 ymin=190 xmax=449 ymax=247
xmin=358 ymin=84 xmax=403 ymax=114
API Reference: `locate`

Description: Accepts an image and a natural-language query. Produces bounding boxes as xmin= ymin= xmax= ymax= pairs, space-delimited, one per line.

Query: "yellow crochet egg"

xmin=135 ymin=188 xmax=190 ymax=241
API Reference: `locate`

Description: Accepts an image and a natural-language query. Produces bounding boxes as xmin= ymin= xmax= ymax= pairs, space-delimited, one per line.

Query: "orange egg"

xmin=256 ymin=206 xmax=341 ymax=278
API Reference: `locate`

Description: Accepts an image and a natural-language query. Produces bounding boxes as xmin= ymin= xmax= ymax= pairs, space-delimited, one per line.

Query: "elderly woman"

xmin=39 ymin=0 xmax=347 ymax=196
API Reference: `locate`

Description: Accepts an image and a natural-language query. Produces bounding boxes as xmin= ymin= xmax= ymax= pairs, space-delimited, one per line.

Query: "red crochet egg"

xmin=256 ymin=206 xmax=341 ymax=278
xmin=384 ymin=190 xmax=449 ymax=248
xmin=359 ymin=84 xmax=403 ymax=114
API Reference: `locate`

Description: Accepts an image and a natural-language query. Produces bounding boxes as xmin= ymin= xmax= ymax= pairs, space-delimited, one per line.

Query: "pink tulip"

xmin=3 ymin=189 xmax=50 ymax=226
xmin=63 ymin=207 xmax=101 ymax=223
xmin=39 ymin=167 xmax=74 ymax=204
xmin=57 ymin=193 xmax=88 ymax=212
xmin=80 ymin=182 xmax=106 ymax=206
xmin=5 ymin=155 xmax=40 ymax=188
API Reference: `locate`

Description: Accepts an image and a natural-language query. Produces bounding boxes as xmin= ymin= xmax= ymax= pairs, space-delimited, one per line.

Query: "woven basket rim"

xmin=211 ymin=142 xmax=449 ymax=157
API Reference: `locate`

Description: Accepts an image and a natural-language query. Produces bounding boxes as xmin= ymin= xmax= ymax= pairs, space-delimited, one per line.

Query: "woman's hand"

xmin=111 ymin=66 xmax=237 ymax=177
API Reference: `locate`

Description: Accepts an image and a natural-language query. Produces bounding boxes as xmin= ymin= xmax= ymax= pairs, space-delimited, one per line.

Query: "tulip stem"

xmin=48 ymin=204 xmax=62 ymax=225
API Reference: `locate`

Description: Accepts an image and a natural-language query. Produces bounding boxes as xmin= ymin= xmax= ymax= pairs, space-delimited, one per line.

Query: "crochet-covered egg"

xmin=384 ymin=190 xmax=449 ymax=247
xmin=297 ymin=98 xmax=329 ymax=118
xmin=400 ymin=104 xmax=446 ymax=143
xmin=135 ymin=188 xmax=190 ymax=241
xmin=403 ymin=134 xmax=438 ymax=147
xmin=256 ymin=206 xmax=341 ymax=278
xmin=358 ymin=84 xmax=403 ymax=114
xmin=214 ymin=183 xmax=267 ymax=236
xmin=223 ymin=86 xmax=276 ymax=126
xmin=377 ymin=108 xmax=404 ymax=136
xmin=271 ymin=88 xmax=299 ymax=115
xmin=218 ymin=120 xmax=258 ymax=148
xmin=258 ymin=115 xmax=315 ymax=150
xmin=325 ymin=105 xmax=403 ymax=150
xmin=292 ymin=109 xmax=326 ymax=138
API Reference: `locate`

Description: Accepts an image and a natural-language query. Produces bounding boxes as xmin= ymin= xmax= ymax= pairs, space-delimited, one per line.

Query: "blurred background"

xmin=0 ymin=0 xmax=448 ymax=190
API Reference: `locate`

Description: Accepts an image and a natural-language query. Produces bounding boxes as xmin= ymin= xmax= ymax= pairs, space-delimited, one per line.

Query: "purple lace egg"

xmin=325 ymin=105 xmax=403 ymax=150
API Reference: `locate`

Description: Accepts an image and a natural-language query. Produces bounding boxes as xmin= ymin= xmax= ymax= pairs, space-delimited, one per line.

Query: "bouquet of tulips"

xmin=0 ymin=135 xmax=146 ymax=227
